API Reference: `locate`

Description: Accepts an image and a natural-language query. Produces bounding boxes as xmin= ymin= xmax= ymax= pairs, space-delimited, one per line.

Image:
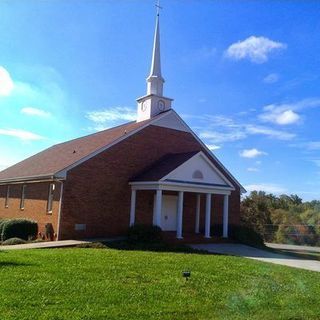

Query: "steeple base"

xmin=136 ymin=94 xmax=173 ymax=122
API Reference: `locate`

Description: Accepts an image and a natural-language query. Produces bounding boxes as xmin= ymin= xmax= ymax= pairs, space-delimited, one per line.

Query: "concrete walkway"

xmin=0 ymin=240 xmax=89 ymax=250
xmin=190 ymin=243 xmax=320 ymax=272
xmin=266 ymin=242 xmax=320 ymax=253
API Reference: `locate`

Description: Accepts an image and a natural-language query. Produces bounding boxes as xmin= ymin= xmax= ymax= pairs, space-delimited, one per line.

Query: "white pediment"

xmin=162 ymin=152 xmax=233 ymax=188
xmin=152 ymin=111 xmax=190 ymax=132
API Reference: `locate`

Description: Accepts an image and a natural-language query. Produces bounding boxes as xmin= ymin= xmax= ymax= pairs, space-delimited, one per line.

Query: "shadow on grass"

xmin=76 ymin=240 xmax=211 ymax=255
xmin=0 ymin=261 xmax=34 ymax=267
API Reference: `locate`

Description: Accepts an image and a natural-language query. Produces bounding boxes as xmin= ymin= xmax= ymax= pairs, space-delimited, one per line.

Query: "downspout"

xmin=56 ymin=180 xmax=64 ymax=241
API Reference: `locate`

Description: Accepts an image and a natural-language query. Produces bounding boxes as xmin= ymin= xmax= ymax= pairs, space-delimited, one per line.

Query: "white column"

xmin=176 ymin=191 xmax=184 ymax=239
xmin=195 ymin=194 xmax=201 ymax=234
xmin=129 ymin=189 xmax=136 ymax=227
xmin=204 ymin=193 xmax=211 ymax=238
xmin=223 ymin=194 xmax=229 ymax=238
xmin=154 ymin=189 xmax=162 ymax=228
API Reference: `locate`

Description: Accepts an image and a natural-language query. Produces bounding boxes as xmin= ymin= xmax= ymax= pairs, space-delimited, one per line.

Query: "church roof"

xmin=131 ymin=151 xmax=199 ymax=182
xmin=0 ymin=115 xmax=160 ymax=183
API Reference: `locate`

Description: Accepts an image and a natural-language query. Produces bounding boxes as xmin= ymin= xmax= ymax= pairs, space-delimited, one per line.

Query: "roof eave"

xmin=0 ymin=174 xmax=65 ymax=185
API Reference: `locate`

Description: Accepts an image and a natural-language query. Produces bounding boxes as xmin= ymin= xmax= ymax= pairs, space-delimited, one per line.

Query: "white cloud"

xmin=0 ymin=128 xmax=44 ymax=141
xmin=0 ymin=66 xmax=14 ymax=96
xmin=240 ymin=148 xmax=267 ymax=158
xmin=190 ymin=113 xmax=295 ymax=144
xmin=86 ymin=107 xmax=136 ymax=130
xmin=244 ymin=183 xmax=287 ymax=194
xmin=247 ymin=167 xmax=260 ymax=172
xmin=260 ymin=109 xmax=300 ymax=125
xmin=245 ymin=125 xmax=295 ymax=140
xmin=275 ymin=110 xmax=300 ymax=125
xmin=206 ymin=144 xmax=221 ymax=151
xmin=225 ymin=36 xmax=286 ymax=63
xmin=200 ymin=130 xmax=246 ymax=143
xmin=263 ymin=73 xmax=279 ymax=84
xmin=21 ymin=107 xmax=51 ymax=117
xmin=259 ymin=98 xmax=320 ymax=126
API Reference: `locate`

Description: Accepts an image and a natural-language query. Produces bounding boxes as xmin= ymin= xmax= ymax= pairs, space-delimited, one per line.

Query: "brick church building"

xmin=0 ymin=13 xmax=245 ymax=241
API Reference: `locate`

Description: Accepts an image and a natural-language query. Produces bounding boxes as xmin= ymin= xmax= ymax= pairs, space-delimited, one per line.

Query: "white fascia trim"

xmin=136 ymin=93 xmax=174 ymax=102
xmin=0 ymin=174 xmax=55 ymax=184
xmin=171 ymin=110 xmax=246 ymax=193
xmin=129 ymin=181 xmax=233 ymax=195
xmin=55 ymin=110 xmax=174 ymax=178
xmin=160 ymin=151 xmax=235 ymax=189
xmin=0 ymin=176 xmax=64 ymax=186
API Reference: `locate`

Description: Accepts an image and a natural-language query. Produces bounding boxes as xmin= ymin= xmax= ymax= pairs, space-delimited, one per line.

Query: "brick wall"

xmin=0 ymin=182 xmax=61 ymax=238
xmin=59 ymin=125 xmax=241 ymax=239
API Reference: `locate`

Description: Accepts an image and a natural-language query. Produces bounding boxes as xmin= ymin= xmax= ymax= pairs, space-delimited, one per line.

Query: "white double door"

xmin=154 ymin=195 xmax=178 ymax=231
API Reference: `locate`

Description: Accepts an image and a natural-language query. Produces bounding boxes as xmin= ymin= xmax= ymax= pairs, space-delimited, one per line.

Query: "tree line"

xmin=240 ymin=191 xmax=320 ymax=246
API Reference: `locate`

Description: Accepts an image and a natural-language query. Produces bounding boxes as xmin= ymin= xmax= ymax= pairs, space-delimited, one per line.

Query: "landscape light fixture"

xmin=182 ymin=271 xmax=191 ymax=281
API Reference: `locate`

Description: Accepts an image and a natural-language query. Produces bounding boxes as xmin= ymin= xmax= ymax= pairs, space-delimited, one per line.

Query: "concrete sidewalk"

xmin=0 ymin=240 xmax=89 ymax=250
xmin=265 ymin=242 xmax=320 ymax=253
xmin=190 ymin=243 xmax=320 ymax=272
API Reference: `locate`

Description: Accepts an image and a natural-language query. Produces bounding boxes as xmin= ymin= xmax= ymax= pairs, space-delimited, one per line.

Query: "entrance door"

xmin=161 ymin=195 xmax=178 ymax=231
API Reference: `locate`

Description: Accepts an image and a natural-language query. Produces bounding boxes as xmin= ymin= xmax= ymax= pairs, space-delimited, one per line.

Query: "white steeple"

xmin=136 ymin=1 xmax=173 ymax=122
xmin=147 ymin=13 xmax=164 ymax=96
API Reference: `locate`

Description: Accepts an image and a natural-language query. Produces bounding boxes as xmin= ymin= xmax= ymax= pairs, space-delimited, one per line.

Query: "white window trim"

xmin=5 ymin=185 xmax=9 ymax=208
xmin=20 ymin=185 xmax=26 ymax=210
xmin=47 ymin=183 xmax=55 ymax=214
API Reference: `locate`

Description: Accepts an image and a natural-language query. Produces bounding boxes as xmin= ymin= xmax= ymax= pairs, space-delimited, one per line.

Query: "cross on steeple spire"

xmin=156 ymin=0 xmax=162 ymax=16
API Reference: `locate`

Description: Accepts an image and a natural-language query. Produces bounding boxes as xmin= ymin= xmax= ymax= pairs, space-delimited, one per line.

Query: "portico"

xmin=129 ymin=151 xmax=235 ymax=239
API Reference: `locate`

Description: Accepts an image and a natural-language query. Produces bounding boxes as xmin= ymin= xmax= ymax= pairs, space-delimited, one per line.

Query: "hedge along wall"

xmin=0 ymin=219 xmax=38 ymax=241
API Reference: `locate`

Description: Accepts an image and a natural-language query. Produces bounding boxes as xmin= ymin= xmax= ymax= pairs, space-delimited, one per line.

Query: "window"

xmin=192 ymin=170 xmax=204 ymax=179
xmin=5 ymin=185 xmax=10 ymax=208
xmin=20 ymin=185 xmax=26 ymax=210
xmin=47 ymin=183 xmax=55 ymax=214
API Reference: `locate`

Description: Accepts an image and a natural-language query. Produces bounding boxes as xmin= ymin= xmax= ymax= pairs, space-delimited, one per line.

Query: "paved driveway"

xmin=265 ymin=242 xmax=320 ymax=253
xmin=190 ymin=243 xmax=320 ymax=272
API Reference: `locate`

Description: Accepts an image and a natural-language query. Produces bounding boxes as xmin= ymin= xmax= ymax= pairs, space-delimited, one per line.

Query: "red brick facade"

xmin=0 ymin=124 xmax=241 ymax=240
xmin=59 ymin=125 xmax=240 ymax=239
xmin=0 ymin=182 xmax=61 ymax=238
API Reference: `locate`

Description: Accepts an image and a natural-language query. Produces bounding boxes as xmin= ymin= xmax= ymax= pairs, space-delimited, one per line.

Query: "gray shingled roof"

xmin=0 ymin=117 xmax=156 ymax=182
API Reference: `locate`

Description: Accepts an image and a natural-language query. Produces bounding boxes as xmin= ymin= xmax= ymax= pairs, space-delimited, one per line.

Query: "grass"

xmin=0 ymin=244 xmax=320 ymax=320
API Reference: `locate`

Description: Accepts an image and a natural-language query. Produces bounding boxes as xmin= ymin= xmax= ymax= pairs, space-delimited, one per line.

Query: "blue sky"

xmin=1 ymin=0 xmax=320 ymax=200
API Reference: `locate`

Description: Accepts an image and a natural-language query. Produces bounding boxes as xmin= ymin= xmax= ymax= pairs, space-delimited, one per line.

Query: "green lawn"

xmin=0 ymin=246 xmax=320 ymax=320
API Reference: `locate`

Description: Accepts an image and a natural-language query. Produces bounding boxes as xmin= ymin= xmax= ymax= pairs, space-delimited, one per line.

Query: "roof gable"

xmin=132 ymin=151 xmax=234 ymax=190
xmin=162 ymin=152 xmax=233 ymax=188
xmin=131 ymin=152 xmax=198 ymax=182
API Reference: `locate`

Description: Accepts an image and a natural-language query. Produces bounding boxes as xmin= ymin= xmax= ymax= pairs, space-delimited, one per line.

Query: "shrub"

xmin=76 ymin=242 xmax=107 ymax=249
xmin=0 ymin=219 xmax=8 ymax=239
xmin=1 ymin=219 xmax=38 ymax=241
xmin=2 ymin=237 xmax=27 ymax=245
xmin=128 ymin=224 xmax=162 ymax=243
xmin=211 ymin=224 xmax=264 ymax=247
xmin=45 ymin=223 xmax=54 ymax=241
xmin=231 ymin=224 xmax=265 ymax=247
